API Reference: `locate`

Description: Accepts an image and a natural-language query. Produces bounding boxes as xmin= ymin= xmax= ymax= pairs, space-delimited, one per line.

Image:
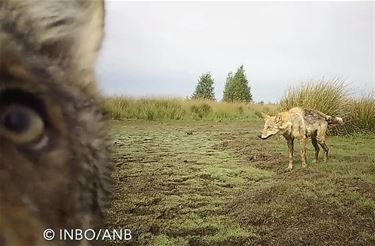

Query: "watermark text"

xmin=43 ymin=228 xmax=132 ymax=242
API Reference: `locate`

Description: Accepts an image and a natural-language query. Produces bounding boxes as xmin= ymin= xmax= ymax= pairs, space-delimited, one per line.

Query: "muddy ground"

xmin=105 ymin=120 xmax=375 ymax=245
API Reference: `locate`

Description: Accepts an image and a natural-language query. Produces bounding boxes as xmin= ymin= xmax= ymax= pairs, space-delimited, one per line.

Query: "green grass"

xmin=105 ymin=119 xmax=375 ymax=245
xmin=104 ymin=97 xmax=278 ymax=121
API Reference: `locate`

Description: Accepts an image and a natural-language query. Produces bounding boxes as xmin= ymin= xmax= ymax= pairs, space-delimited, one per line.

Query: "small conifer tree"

xmin=222 ymin=65 xmax=252 ymax=102
xmin=192 ymin=73 xmax=216 ymax=100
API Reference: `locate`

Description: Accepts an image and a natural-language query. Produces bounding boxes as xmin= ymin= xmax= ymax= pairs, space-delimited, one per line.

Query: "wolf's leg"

xmin=311 ymin=135 xmax=320 ymax=163
xmin=318 ymin=141 xmax=329 ymax=162
xmin=287 ymin=138 xmax=294 ymax=171
xmin=317 ymin=125 xmax=329 ymax=162
xmin=300 ymin=137 xmax=308 ymax=168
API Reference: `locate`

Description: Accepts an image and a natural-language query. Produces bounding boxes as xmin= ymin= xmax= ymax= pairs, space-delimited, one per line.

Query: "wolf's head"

xmin=258 ymin=112 xmax=290 ymax=140
xmin=0 ymin=1 xmax=111 ymax=245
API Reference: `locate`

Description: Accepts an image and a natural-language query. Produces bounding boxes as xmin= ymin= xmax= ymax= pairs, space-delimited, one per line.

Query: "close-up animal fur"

xmin=259 ymin=107 xmax=343 ymax=170
xmin=0 ymin=0 xmax=112 ymax=245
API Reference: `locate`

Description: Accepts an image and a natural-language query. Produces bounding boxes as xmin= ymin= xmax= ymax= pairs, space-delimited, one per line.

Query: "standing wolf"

xmin=0 ymin=1 xmax=112 ymax=245
xmin=258 ymin=107 xmax=343 ymax=170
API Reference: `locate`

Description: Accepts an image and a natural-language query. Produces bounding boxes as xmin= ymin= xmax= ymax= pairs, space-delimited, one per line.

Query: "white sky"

xmin=97 ymin=1 xmax=374 ymax=102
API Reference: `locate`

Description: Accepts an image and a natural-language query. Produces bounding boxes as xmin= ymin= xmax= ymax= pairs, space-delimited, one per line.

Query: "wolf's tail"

xmin=326 ymin=116 xmax=344 ymax=125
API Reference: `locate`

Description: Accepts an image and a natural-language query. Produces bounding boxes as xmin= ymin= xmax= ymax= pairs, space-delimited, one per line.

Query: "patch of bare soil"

xmin=215 ymin=134 xmax=285 ymax=173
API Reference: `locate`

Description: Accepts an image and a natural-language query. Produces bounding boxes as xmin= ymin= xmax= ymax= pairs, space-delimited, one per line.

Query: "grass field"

xmin=105 ymin=118 xmax=375 ymax=245
xmin=105 ymin=97 xmax=279 ymax=121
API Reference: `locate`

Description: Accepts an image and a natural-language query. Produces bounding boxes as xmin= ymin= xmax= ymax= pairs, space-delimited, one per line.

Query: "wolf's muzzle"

xmin=258 ymin=135 xmax=271 ymax=140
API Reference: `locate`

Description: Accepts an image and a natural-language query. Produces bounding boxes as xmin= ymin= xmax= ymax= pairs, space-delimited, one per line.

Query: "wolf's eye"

xmin=1 ymin=105 xmax=45 ymax=145
xmin=0 ymin=89 xmax=49 ymax=150
xmin=2 ymin=106 xmax=33 ymax=133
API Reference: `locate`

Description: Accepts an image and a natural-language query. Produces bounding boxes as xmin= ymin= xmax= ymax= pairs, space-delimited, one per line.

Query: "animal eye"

xmin=1 ymin=105 xmax=47 ymax=147
xmin=0 ymin=89 xmax=49 ymax=150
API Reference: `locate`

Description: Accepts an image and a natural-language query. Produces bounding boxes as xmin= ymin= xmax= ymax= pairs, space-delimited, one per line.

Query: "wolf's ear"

xmin=260 ymin=112 xmax=270 ymax=119
xmin=9 ymin=0 xmax=105 ymax=89
xmin=275 ymin=113 xmax=290 ymax=129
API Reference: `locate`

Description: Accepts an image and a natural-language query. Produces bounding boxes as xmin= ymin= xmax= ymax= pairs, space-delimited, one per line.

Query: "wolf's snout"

xmin=258 ymin=134 xmax=271 ymax=140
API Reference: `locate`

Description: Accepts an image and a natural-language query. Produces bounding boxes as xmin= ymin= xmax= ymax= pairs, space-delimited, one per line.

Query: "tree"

xmin=222 ymin=65 xmax=252 ymax=102
xmin=223 ymin=72 xmax=233 ymax=102
xmin=192 ymin=73 xmax=216 ymax=100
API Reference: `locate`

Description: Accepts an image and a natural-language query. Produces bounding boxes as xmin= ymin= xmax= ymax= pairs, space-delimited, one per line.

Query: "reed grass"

xmin=104 ymin=97 xmax=278 ymax=121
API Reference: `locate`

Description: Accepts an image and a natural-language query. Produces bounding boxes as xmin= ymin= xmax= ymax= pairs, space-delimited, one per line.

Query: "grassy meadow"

xmin=104 ymin=84 xmax=375 ymax=245
xmin=105 ymin=81 xmax=375 ymax=133
xmin=104 ymin=97 xmax=278 ymax=121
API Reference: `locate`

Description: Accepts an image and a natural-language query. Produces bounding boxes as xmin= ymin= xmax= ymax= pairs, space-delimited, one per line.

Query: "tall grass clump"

xmin=279 ymin=79 xmax=349 ymax=135
xmin=190 ymin=103 xmax=212 ymax=119
xmin=344 ymin=93 xmax=375 ymax=133
xmin=280 ymin=79 xmax=347 ymax=118
xmin=280 ymin=80 xmax=375 ymax=134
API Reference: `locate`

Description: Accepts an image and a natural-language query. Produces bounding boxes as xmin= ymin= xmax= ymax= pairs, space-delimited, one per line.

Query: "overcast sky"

xmin=97 ymin=1 xmax=374 ymax=102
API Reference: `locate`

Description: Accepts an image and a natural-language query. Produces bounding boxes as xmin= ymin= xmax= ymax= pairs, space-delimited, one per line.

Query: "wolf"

xmin=258 ymin=107 xmax=343 ymax=170
xmin=0 ymin=1 xmax=112 ymax=245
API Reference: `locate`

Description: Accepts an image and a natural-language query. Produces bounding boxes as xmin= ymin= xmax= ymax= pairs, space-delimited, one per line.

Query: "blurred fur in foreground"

xmin=0 ymin=0 xmax=112 ymax=245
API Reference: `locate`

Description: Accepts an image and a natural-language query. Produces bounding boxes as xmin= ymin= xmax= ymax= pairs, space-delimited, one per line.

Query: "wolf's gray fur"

xmin=259 ymin=107 xmax=343 ymax=170
xmin=0 ymin=1 xmax=112 ymax=245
